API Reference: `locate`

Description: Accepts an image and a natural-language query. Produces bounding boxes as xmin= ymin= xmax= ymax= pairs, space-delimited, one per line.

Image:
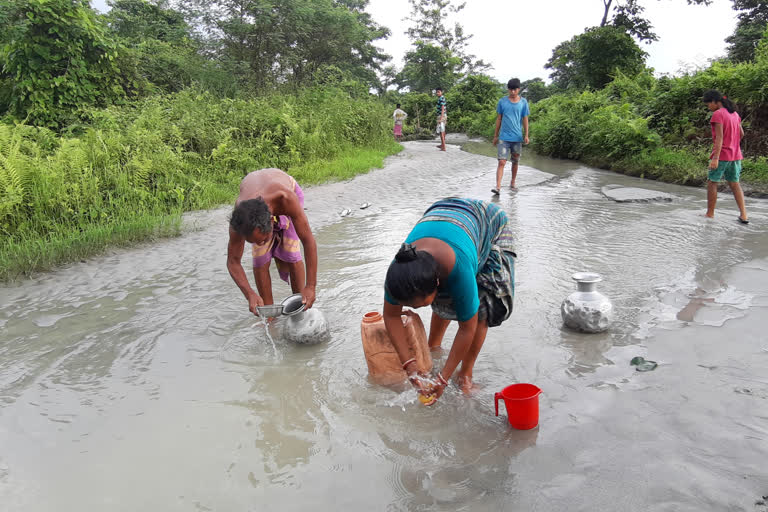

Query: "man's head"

xmin=396 ymin=103 xmax=401 ymax=109
xmin=230 ymin=198 xmax=273 ymax=245
xmin=507 ymin=78 xmax=521 ymax=93
xmin=435 ymin=87 xmax=443 ymax=96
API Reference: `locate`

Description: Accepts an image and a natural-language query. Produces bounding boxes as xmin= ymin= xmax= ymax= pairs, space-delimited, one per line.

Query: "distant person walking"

xmin=435 ymin=87 xmax=447 ymax=151
xmin=703 ymin=90 xmax=748 ymax=224
xmin=492 ymin=78 xmax=529 ymax=194
xmin=393 ymin=104 xmax=407 ymax=142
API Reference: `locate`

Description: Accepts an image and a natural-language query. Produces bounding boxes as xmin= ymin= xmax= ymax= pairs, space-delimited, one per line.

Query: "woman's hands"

xmin=404 ymin=359 xmax=449 ymax=405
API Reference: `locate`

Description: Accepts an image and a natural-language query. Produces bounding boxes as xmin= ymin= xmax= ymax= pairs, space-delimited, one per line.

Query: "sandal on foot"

xmin=738 ymin=216 xmax=749 ymax=224
xmin=491 ymin=188 xmax=500 ymax=195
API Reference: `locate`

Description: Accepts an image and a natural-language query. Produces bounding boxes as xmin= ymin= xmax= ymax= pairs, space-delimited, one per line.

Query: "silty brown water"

xmin=1 ymin=137 xmax=768 ymax=511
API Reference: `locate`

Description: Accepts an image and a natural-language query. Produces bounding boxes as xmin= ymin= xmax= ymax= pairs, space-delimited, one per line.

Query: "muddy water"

xmin=2 ymin=138 xmax=768 ymax=511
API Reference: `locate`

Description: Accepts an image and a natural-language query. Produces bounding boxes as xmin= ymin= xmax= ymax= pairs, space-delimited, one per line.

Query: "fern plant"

xmin=0 ymin=125 xmax=29 ymax=234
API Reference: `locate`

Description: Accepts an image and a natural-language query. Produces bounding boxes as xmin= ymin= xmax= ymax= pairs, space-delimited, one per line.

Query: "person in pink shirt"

xmin=703 ymin=89 xmax=748 ymax=224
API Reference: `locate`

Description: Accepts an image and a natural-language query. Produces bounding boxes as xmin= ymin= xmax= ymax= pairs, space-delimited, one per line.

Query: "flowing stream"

xmin=2 ymin=136 xmax=768 ymax=511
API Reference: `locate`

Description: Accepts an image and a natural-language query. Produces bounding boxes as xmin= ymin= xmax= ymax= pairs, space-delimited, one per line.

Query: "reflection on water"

xmin=1 ymin=140 xmax=768 ymax=510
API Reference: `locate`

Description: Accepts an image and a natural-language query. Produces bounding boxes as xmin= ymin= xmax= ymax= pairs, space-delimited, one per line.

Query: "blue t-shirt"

xmin=496 ymin=96 xmax=529 ymax=142
xmin=384 ymin=221 xmax=479 ymax=322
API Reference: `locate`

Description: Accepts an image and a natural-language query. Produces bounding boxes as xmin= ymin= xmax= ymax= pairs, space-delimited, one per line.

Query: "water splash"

xmin=254 ymin=317 xmax=278 ymax=357
xmin=384 ymin=390 xmax=418 ymax=411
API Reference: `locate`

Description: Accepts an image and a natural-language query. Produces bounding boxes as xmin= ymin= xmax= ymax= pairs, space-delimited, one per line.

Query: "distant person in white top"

xmin=393 ymin=104 xmax=407 ymax=142
xmin=492 ymin=78 xmax=530 ymax=194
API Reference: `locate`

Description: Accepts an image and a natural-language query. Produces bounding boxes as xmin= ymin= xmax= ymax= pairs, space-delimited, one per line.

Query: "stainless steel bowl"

xmin=280 ymin=293 xmax=306 ymax=317
xmin=256 ymin=304 xmax=283 ymax=317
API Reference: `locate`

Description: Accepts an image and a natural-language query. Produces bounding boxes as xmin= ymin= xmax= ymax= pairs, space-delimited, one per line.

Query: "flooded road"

xmin=2 ymin=138 xmax=768 ymax=511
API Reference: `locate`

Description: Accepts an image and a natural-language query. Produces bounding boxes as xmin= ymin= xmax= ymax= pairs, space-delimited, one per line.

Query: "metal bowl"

xmin=280 ymin=293 xmax=306 ymax=317
xmin=256 ymin=304 xmax=283 ymax=317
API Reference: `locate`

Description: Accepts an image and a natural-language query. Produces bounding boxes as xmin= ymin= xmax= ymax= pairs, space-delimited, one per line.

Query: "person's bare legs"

xmin=439 ymin=131 xmax=446 ymax=151
xmin=283 ymin=260 xmax=306 ymax=293
xmin=510 ymin=155 xmax=520 ymax=188
xmin=728 ymin=181 xmax=748 ymax=221
xmin=706 ymin=180 xmax=719 ymax=218
xmin=253 ymin=263 xmax=274 ymax=305
xmin=428 ymin=312 xmax=451 ymax=350
xmin=495 ymin=159 xmax=507 ymax=191
xmin=456 ymin=319 xmax=489 ymax=394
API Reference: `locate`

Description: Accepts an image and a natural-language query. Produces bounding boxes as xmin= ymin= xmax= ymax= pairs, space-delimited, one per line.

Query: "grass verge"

xmin=0 ymin=141 xmax=402 ymax=281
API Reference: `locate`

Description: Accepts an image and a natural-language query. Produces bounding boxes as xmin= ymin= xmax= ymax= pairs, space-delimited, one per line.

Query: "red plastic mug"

xmin=494 ymin=383 xmax=542 ymax=430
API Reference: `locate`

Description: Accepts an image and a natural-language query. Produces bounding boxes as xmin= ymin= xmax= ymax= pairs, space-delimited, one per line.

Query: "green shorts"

xmin=708 ymin=160 xmax=742 ymax=183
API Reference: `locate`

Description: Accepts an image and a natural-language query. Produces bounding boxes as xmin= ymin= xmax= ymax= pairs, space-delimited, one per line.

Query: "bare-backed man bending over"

xmin=227 ymin=168 xmax=317 ymax=315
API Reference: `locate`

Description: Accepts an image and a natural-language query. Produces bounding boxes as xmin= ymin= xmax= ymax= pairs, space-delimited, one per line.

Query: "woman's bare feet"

xmin=456 ymin=375 xmax=477 ymax=395
xmin=428 ymin=341 xmax=443 ymax=355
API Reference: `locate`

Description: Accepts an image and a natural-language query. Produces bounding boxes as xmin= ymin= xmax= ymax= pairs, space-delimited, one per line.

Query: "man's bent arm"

xmin=227 ymin=227 xmax=257 ymax=301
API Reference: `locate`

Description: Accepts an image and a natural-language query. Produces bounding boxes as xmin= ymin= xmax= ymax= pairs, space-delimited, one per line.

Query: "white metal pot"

xmin=561 ymin=272 xmax=613 ymax=333
xmin=281 ymin=307 xmax=330 ymax=345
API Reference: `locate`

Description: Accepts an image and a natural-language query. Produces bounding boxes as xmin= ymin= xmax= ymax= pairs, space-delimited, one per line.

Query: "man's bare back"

xmin=227 ymin=168 xmax=317 ymax=314
xmin=237 ymin=168 xmax=296 ymax=214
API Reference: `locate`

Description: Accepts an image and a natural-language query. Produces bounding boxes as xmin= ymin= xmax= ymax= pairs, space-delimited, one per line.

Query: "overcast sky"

xmin=92 ymin=0 xmax=738 ymax=82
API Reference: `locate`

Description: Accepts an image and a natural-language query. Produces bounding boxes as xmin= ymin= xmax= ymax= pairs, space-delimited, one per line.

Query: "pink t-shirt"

xmin=710 ymin=108 xmax=743 ymax=161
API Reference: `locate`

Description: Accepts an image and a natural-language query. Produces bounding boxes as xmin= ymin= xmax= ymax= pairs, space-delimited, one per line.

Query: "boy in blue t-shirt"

xmin=492 ymin=78 xmax=530 ymax=194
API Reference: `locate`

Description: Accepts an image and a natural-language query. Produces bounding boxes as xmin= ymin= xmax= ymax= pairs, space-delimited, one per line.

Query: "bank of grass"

xmin=0 ymin=213 xmax=183 ymax=281
xmin=0 ymin=141 xmax=401 ymax=281
xmin=0 ymin=87 xmax=402 ymax=280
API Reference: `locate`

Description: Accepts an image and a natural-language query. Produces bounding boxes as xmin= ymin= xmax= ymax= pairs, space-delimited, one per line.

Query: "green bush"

xmin=742 ymin=155 xmax=768 ymax=184
xmin=530 ymin=56 xmax=768 ymax=186
xmin=0 ymin=86 xmax=401 ymax=278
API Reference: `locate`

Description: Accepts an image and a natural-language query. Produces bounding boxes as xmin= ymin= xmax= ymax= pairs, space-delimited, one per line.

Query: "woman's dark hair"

xmin=230 ymin=198 xmax=272 ymax=237
xmin=385 ymin=243 xmax=439 ymax=302
xmin=703 ymin=89 xmax=737 ymax=114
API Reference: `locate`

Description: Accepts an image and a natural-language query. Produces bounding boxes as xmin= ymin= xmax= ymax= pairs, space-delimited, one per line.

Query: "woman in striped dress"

xmin=382 ymin=197 xmax=516 ymax=403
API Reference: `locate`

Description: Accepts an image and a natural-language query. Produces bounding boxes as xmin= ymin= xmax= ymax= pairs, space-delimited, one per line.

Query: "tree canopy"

xmin=726 ymin=0 xmax=768 ymax=62
xmin=177 ymin=0 xmax=390 ymax=90
xmin=396 ymin=0 xmax=489 ymax=93
xmin=1 ymin=0 xmax=126 ymax=126
xmin=598 ymin=0 xmax=712 ymax=43
xmin=546 ymin=25 xmax=648 ymax=90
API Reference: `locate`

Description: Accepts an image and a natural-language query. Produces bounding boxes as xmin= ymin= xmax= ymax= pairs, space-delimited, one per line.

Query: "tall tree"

xmin=546 ymin=26 xmax=647 ymax=90
xmin=376 ymin=64 xmax=398 ymax=94
xmin=725 ymin=0 xmax=768 ymax=62
xmin=106 ymin=0 xmax=202 ymax=93
xmin=403 ymin=0 xmax=489 ymax=84
xmin=521 ymin=78 xmax=553 ymax=103
xmin=1 ymin=0 xmax=125 ymax=126
xmin=107 ymin=0 xmax=190 ymax=44
xmin=598 ymin=0 xmax=712 ymax=43
xmin=177 ymin=0 xmax=390 ymax=90
xmin=398 ymin=41 xmax=462 ymax=93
